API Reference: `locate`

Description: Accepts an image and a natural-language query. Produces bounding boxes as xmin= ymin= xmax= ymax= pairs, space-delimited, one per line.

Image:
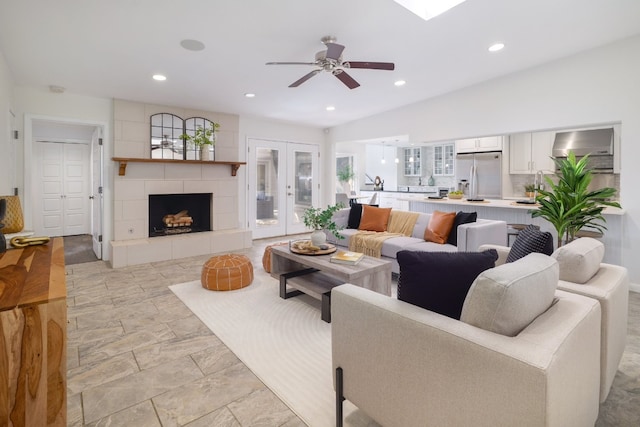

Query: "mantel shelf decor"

xmin=112 ymin=157 xmax=246 ymax=176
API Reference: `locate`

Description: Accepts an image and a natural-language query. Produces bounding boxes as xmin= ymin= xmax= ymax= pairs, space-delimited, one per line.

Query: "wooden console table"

xmin=0 ymin=237 xmax=66 ymax=426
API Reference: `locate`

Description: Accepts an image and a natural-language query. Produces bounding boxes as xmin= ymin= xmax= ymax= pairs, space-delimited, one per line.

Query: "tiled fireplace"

xmin=110 ymin=99 xmax=251 ymax=268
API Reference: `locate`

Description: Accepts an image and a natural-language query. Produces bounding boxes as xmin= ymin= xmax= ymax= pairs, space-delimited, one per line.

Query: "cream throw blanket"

xmin=349 ymin=211 xmax=420 ymax=258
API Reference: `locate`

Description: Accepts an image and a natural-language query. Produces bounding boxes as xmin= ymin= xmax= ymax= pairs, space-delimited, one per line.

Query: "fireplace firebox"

xmin=149 ymin=193 xmax=212 ymax=237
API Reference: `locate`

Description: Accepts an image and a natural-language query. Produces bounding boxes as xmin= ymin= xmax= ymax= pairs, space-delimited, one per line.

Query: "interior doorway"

xmin=247 ymin=138 xmax=320 ymax=239
xmin=28 ymin=118 xmax=104 ymax=260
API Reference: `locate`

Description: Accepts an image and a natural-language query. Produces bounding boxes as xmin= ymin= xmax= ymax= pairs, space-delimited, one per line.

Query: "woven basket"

xmin=0 ymin=196 xmax=24 ymax=233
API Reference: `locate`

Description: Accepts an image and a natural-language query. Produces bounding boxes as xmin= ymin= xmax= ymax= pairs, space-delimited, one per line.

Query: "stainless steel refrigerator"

xmin=455 ymin=152 xmax=502 ymax=199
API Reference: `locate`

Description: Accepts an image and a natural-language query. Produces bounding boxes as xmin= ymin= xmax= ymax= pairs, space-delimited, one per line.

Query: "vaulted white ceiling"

xmin=1 ymin=0 xmax=639 ymax=128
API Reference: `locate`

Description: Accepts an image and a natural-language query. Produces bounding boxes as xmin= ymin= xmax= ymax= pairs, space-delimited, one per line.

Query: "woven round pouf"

xmin=201 ymin=254 xmax=254 ymax=291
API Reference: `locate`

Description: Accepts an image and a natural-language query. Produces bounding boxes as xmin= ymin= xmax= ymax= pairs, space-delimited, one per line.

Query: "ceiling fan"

xmin=266 ymin=36 xmax=395 ymax=89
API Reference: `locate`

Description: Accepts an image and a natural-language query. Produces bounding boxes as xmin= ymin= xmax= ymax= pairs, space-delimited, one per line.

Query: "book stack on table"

xmin=330 ymin=251 xmax=364 ymax=265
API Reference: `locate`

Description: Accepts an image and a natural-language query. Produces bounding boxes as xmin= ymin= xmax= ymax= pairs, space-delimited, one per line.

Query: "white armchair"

xmin=479 ymin=237 xmax=629 ymax=402
xmin=332 ymin=283 xmax=601 ymax=427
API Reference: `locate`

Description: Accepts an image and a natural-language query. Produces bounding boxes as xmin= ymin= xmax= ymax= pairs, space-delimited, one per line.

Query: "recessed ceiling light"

xmin=244 ymin=93 xmax=255 ymax=98
xmin=394 ymin=80 xmax=406 ymax=87
xmin=180 ymin=39 xmax=205 ymax=52
xmin=152 ymin=74 xmax=167 ymax=81
xmin=488 ymin=43 xmax=505 ymax=52
xmin=326 ymin=106 xmax=335 ymax=111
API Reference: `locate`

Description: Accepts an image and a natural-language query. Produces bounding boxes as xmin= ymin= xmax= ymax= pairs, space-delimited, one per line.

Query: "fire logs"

xmin=163 ymin=210 xmax=193 ymax=227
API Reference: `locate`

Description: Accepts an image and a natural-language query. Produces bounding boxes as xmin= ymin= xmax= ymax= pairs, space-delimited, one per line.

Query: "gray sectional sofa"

xmin=325 ymin=208 xmax=508 ymax=274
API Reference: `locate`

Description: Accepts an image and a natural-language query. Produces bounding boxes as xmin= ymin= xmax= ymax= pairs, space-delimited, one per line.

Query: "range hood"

xmin=552 ymin=128 xmax=613 ymax=157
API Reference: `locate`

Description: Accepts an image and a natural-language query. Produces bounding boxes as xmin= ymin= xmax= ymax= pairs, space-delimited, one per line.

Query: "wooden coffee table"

xmin=269 ymin=244 xmax=392 ymax=322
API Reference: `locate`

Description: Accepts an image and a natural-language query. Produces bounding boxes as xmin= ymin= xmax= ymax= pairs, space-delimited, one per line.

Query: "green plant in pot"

xmin=337 ymin=165 xmax=355 ymax=194
xmin=302 ymin=203 xmax=345 ymax=246
xmin=524 ymin=183 xmax=537 ymax=197
xmin=179 ymin=122 xmax=220 ymax=161
xmin=530 ymin=152 xmax=621 ymax=247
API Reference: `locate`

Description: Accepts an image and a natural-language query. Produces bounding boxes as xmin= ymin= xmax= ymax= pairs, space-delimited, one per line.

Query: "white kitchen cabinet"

xmin=509 ymin=131 xmax=555 ymax=174
xmin=455 ymin=136 xmax=503 ymax=153
xmin=403 ymin=147 xmax=422 ymax=176
xmin=433 ymin=143 xmax=455 ymax=176
xmin=358 ymin=191 xmax=404 ymax=209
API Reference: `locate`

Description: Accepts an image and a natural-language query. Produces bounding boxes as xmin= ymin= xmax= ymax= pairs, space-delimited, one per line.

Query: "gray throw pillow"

xmin=461 ymin=253 xmax=558 ymax=337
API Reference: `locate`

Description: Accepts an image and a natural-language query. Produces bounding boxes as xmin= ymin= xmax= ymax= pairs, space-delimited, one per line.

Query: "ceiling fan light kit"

xmin=266 ymin=36 xmax=395 ymax=89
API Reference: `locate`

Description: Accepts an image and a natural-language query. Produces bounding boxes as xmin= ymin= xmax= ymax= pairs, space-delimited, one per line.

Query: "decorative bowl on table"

xmin=448 ymin=193 xmax=463 ymax=199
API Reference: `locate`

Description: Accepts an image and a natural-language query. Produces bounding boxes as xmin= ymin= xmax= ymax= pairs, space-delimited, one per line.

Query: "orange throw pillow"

xmin=424 ymin=210 xmax=456 ymax=244
xmin=358 ymin=206 xmax=392 ymax=232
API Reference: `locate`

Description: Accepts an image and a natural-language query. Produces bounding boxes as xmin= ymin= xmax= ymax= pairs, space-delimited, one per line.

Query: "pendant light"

xmin=381 ymin=141 xmax=386 ymax=164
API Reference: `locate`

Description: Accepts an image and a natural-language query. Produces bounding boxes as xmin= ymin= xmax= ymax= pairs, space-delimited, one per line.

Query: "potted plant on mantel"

xmin=302 ymin=203 xmax=345 ymax=246
xmin=180 ymin=122 xmax=220 ymax=161
xmin=530 ymin=152 xmax=621 ymax=247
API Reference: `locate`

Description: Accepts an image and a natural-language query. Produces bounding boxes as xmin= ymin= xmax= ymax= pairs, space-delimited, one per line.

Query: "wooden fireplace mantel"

xmin=112 ymin=157 xmax=246 ymax=177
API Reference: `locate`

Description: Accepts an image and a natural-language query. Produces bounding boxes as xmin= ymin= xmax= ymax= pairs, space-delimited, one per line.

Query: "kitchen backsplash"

xmin=508 ymin=173 xmax=620 ymax=200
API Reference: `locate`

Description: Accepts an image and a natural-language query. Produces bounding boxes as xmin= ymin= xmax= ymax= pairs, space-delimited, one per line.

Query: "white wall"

xmin=13 ymin=86 xmax=113 ymax=259
xmin=0 ymin=50 xmax=15 ymax=195
xmin=331 ymin=35 xmax=640 ymax=285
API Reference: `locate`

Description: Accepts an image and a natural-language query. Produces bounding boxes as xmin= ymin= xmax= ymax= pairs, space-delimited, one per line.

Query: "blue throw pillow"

xmin=446 ymin=211 xmax=478 ymax=246
xmin=397 ymin=249 xmax=498 ymax=320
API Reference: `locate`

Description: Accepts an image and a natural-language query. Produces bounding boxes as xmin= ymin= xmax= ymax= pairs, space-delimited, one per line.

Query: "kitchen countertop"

xmin=399 ymin=196 xmax=625 ymax=215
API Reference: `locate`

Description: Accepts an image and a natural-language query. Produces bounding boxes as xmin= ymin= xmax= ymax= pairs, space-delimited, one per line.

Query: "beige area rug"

xmin=170 ymin=278 xmax=377 ymax=427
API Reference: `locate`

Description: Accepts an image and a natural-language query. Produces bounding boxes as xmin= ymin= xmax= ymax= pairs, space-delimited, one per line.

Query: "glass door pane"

xmin=248 ymin=140 xmax=287 ymax=239
xmin=287 ymin=143 xmax=318 ymax=235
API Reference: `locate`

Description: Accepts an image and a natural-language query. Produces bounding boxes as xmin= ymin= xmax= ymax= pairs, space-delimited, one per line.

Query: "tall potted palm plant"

xmin=531 ymin=152 xmax=621 ymax=247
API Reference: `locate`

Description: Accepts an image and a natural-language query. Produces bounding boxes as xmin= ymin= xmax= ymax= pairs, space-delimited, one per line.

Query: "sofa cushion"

xmin=347 ymin=204 xmax=363 ymax=229
xmin=359 ymin=206 xmax=392 ymax=232
xmin=379 ymin=236 xmax=428 ymax=259
xmin=447 ymin=211 xmax=478 ymax=246
xmin=424 ymin=210 xmax=456 ymax=244
xmin=552 ymin=237 xmax=604 ymax=284
xmin=506 ymin=224 xmax=554 ymax=263
xmin=461 ymin=253 xmax=558 ymax=337
xmin=397 ymin=250 xmax=499 ymax=319
xmin=410 ymin=213 xmax=432 ymax=238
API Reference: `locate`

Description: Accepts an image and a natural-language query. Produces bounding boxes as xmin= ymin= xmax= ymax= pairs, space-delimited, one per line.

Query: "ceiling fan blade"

xmin=346 ymin=61 xmax=395 ymax=70
xmin=334 ymin=70 xmax=360 ymax=89
xmin=266 ymin=62 xmax=317 ymax=66
xmin=289 ymin=69 xmax=321 ymax=87
xmin=325 ymin=43 xmax=345 ymax=61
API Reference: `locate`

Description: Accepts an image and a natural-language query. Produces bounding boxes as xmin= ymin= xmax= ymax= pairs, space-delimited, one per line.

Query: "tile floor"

xmin=67 ymin=236 xmax=306 ymax=426
xmin=66 ymin=237 xmax=640 ymax=426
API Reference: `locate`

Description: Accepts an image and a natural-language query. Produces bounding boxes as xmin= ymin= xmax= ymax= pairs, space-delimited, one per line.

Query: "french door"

xmin=248 ymin=139 xmax=319 ymax=239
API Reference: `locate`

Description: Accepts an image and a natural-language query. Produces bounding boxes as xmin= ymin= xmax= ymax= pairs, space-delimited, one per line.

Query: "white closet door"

xmin=36 ymin=142 xmax=90 ymax=237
